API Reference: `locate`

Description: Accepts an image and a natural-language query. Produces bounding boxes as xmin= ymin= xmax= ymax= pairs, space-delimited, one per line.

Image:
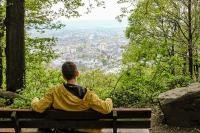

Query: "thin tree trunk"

xmin=182 ymin=52 xmax=187 ymax=76
xmin=188 ymin=0 xmax=193 ymax=78
xmin=0 ymin=14 xmax=4 ymax=89
xmin=194 ymin=64 xmax=199 ymax=81
xmin=5 ymin=0 xmax=25 ymax=92
xmin=0 ymin=46 xmax=2 ymax=89
xmin=194 ymin=49 xmax=199 ymax=81
xmin=0 ymin=29 xmax=3 ymax=89
xmin=171 ymin=45 xmax=175 ymax=75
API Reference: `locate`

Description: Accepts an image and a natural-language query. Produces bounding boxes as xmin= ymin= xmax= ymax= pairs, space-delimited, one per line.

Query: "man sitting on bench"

xmin=31 ymin=61 xmax=113 ymax=133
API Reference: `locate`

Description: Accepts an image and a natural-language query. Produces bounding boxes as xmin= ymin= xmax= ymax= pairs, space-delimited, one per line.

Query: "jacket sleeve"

xmin=87 ymin=91 xmax=113 ymax=114
xmin=31 ymin=89 xmax=54 ymax=113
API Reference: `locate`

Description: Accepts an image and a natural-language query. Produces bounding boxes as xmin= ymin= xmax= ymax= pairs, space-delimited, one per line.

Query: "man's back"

xmin=32 ymin=84 xmax=113 ymax=114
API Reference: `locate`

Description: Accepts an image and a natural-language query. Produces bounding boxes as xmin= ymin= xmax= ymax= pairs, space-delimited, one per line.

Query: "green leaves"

xmin=12 ymin=66 xmax=63 ymax=108
xmin=118 ymin=0 xmax=199 ymax=107
xmin=78 ymin=69 xmax=118 ymax=99
xmin=124 ymin=0 xmax=200 ymax=78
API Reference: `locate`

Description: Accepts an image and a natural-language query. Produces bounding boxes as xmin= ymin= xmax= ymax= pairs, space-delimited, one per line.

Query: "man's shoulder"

xmin=47 ymin=84 xmax=64 ymax=92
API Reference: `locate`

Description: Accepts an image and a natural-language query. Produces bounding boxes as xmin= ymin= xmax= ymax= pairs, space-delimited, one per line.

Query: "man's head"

xmin=62 ymin=61 xmax=79 ymax=80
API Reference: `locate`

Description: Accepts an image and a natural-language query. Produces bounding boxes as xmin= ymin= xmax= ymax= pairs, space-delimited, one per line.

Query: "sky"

xmin=77 ymin=0 xmax=123 ymax=20
xmin=53 ymin=0 xmax=130 ymax=22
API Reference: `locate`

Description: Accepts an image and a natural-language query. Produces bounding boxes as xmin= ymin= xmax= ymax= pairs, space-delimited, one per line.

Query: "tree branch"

xmin=0 ymin=90 xmax=24 ymax=99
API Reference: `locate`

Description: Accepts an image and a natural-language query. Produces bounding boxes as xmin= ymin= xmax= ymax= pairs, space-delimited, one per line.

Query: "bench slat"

xmin=0 ymin=119 xmax=14 ymax=127
xmin=0 ymin=112 xmax=12 ymax=118
xmin=0 ymin=109 xmax=151 ymax=119
xmin=45 ymin=110 xmax=151 ymax=119
xmin=18 ymin=119 xmax=151 ymax=129
xmin=116 ymin=120 xmax=151 ymax=128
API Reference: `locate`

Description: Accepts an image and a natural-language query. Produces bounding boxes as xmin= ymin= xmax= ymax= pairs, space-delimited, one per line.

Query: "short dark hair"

xmin=62 ymin=61 xmax=78 ymax=80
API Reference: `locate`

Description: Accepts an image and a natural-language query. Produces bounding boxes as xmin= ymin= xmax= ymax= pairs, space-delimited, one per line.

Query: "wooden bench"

xmin=0 ymin=108 xmax=151 ymax=133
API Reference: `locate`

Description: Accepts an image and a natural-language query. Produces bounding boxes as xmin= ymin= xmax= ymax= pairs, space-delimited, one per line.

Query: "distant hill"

xmin=64 ymin=19 xmax=128 ymax=29
xmin=39 ymin=19 xmax=128 ymax=37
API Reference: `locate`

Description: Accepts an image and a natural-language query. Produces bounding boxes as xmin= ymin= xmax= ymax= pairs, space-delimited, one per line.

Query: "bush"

xmin=166 ymin=75 xmax=191 ymax=89
xmin=12 ymin=66 xmax=62 ymax=108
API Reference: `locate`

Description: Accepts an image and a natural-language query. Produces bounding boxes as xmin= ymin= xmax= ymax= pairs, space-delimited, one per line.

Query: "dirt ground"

xmin=151 ymin=106 xmax=200 ymax=133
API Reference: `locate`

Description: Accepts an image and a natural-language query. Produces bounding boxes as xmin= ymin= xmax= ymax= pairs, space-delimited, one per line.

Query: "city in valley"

xmin=42 ymin=20 xmax=128 ymax=73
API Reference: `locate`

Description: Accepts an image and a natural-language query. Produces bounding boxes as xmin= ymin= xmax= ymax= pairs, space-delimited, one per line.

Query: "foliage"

xmin=0 ymin=1 xmax=5 ymax=32
xmin=111 ymin=0 xmax=199 ymax=107
xmin=0 ymin=0 xmax=5 ymax=46
xmin=25 ymin=36 xmax=57 ymax=65
xmin=111 ymin=66 xmax=191 ymax=107
xmin=78 ymin=69 xmax=118 ymax=99
xmin=130 ymin=0 xmax=198 ymax=71
xmin=12 ymin=67 xmax=62 ymax=108
xmin=124 ymin=0 xmax=200 ymax=80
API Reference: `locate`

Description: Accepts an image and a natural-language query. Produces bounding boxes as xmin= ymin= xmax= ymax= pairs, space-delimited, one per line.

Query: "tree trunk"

xmin=194 ymin=64 xmax=199 ymax=81
xmin=171 ymin=45 xmax=175 ymax=75
xmin=5 ymin=0 xmax=25 ymax=92
xmin=194 ymin=49 xmax=199 ymax=81
xmin=0 ymin=46 xmax=2 ymax=89
xmin=182 ymin=51 xmax=188 ymax=76
xmin=188 ymin=0 xmax=193 ymax=78
xmin=0 ymin=16 xmax=4 ymax=89
xmin=0 ymin=29 xmax=3 ymax=89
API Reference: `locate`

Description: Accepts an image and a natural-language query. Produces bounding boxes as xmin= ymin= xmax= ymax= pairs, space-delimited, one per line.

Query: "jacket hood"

xmin=63 ymin=83 xmax=87 ymax=99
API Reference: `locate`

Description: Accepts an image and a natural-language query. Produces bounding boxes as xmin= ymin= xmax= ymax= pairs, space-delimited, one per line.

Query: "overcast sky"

xmin=53 ymin=0 xmax=131 ymax=22
xmin=78 ymin=0 xmax=122 ymax=20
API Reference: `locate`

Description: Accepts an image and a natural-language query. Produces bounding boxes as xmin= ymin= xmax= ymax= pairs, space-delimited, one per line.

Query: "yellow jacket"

xmin=31 ymin=84 xmax=113 ymax=114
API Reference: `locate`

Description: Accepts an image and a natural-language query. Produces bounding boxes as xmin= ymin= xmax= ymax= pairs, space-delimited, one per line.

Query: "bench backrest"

xmin=0 ymin=108 xmax=151 ymax=129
